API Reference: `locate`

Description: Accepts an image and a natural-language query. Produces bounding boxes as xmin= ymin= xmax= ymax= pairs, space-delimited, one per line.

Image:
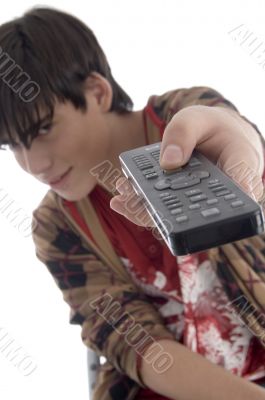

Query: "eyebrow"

xmin=35 ymin=113 xmax=53 ymax=128
xmin=39 ymin=113 xmax=53 ymax=124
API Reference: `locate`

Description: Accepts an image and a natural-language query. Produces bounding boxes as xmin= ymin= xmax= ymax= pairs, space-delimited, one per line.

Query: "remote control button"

xmin=132 ymin=155 xmax=146 ymax=160
xmin=171 ymin=177 xmax=201 ymax=190
xmin=161 ymin=194 xmax=179 ymax=201
xmin=159 ymin=192 xmax=171 ymax=197
xmin=189 ymin=203 xmax=201 ymax=209
xmin=176 ymin=215 xmax=189 ymax=223
xmin=231 ymin=200 xmax=244 ymax=208
xmin=201 ymin=208 xmax=221 ymax=218
xmin=151 ymin=151 xmax=160 ymax=162
xmin=150 ymin=150 xmax=160 ymax=155
xmin=224 ymin=193 xmax=237 ymax=200
xmin=170 ymin=173 xmax=190 ymax=184
xmin=170 ymin=208 xmax=183 ymax=215
xmin=163 ymin=197 xmax=182 ymax=204
xmin=167 ymin=203 xmax=182 ymax=209
xmin=136 ymin=163 xmax=150 ymax=167
xmin=189 ymin=157 xmax=202 ymax=167
xmin=192 ymin=170 xmax=210 ymax=179
xmin=215 ymin=190 xmax=231 ymax=197
xmin=163 ymin=199 xmax=180 ymax=205
xmin=154 ymin=178 xmax=172 ymax=190
xmin=208 ymin=179 xmax=220 ymax=185
xmin=142 ymin=169 xmax=155 ymax=175
xmin=185 ymin=188 xmax=202 ymax=197
xmin=145 ymin=173 xmax=158 ymax=179
xmin=208 ymin=182 xmax=223 ymax=188
xmin=164 ymin=199 xmax=181 ymax=205
xmin=138 ymin=164 xmax=153 ymax=170
xmin=206 ymin=198 xmax=218 ymax=205
xmin=189 ymin=194 xmax=208 ymax=202
xmin=135 ymin=160 xmax=149 ymax=164
xmin=211 ymin=185 xmax=226 ymax=192
xmin=136 ymin=160 xmax=151 ymax=164
xmin=163 ymin=167 xmax=183 ymax=175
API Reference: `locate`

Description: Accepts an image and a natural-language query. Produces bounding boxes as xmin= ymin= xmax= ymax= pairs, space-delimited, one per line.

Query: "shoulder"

xmin=31 ymin=189 xmax=69 ymax=249
xmin=146 ymin=86 xmax=236 ymax=123
xmin=32 ymin=189 xmax=63 ymax=224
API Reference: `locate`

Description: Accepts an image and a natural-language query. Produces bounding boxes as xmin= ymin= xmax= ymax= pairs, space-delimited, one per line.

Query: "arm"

xmin=159 ymin=87 xmax=265 ymax=340
xmin=112 ymin=86 xmax=265 ymax=221
xmin=154 ymin=85 xmax=265 ymax=152
xmin=140 ymin=338 xmax=265 ymax=400
xmin=111 ymin=88 xmax=263 ymax=231
xmin=109 ymin=86 xmax=265 ymax=395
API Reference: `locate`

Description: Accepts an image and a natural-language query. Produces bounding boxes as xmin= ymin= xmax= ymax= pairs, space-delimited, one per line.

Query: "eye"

xmin=39 ymin=122 xmax=53 ymax=135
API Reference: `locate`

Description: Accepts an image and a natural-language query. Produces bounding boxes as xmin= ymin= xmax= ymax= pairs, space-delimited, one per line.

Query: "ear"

xmin=84 ymin=72 xmax=113 ymax=112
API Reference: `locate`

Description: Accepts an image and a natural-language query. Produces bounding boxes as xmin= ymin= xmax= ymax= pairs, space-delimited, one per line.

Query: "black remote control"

xmin=119 ymin=142 xmax=265 ymax=256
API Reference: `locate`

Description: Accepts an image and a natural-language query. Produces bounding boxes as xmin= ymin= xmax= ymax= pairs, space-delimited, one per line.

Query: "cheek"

xmin=12 ymin=152 xmax=27 ymax=172
xmin=77 ymin=122 xmax=110 ymax=164
xmin=55 ymin=114 xmax=111 ymax=169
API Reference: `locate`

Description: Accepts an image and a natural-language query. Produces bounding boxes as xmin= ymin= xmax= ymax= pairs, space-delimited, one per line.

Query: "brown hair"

xmin=0 ymin=6 xmax=133 ymax=150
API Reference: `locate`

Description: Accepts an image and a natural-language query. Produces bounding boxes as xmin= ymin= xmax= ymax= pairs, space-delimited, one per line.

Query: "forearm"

xmin=140 ymin=339 xmax=265 ymax=400
xmin=215 ymin=105 xmax=264 ymax=172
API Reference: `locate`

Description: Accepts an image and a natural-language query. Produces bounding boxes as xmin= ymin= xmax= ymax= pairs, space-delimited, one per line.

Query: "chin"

xmin=54 ymin=183 xmax=96 ymax=202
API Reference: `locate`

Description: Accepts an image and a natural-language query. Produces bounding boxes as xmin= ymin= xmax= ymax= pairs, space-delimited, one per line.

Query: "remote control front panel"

xmin=119 ymin=142 xmax=265 ymax=255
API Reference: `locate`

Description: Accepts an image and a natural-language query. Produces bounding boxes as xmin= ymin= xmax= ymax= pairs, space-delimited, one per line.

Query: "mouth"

xmin=49 ymin=167 xmax=72 ymax=189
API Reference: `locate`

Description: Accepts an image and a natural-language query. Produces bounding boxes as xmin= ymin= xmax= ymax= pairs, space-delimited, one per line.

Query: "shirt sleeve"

xmin=152 ymin=86 xmax=265 ymax=342
xmin=149 ymin=85 xmax=265 ymax=187
xmin=31 ymin=197 xmax=175 ymax=388
xmin=150 ymin=86 xmax=265 ymax=153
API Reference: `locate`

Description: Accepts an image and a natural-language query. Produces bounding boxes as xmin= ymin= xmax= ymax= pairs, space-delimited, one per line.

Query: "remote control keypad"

xmin=133 ymin=151 xmax=245 ymax=224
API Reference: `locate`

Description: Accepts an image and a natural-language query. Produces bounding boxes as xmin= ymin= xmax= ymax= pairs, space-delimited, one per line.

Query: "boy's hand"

xmin=109 ymin=105 xmax=264 ymax=227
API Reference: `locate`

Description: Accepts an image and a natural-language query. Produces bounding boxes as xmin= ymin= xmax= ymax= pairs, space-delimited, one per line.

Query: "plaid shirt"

xmin=31 ymin=86 xmax=265 ymax=400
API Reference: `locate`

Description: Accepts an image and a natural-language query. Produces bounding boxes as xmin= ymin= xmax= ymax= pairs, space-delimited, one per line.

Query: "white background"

xmin=0 ymin=1 xmax=265 ymax=399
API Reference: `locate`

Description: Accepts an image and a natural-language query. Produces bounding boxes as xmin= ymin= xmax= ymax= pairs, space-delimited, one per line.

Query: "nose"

xmin=17 ymin=143 xmax=53 ymax=179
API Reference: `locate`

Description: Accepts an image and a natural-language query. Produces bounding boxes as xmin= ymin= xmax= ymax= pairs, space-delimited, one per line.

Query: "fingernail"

xmin=161 ymin=144 xmax=183 ymax=165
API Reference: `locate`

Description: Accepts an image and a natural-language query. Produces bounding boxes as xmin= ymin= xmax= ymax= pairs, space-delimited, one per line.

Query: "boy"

xmin=0 ymin=6 xmax=265 ymax=400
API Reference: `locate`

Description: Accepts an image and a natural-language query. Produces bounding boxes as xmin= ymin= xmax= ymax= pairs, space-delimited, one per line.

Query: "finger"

xmin=159 ymin=106 xmax=216 ymax=170
xmin=217 ymin=143 xmax=264 ymax=201
xmin=115 ymin=177 xmax=132 ymax=195
xmin=113 ymin=176 xmax=156 ymax=226
xmin=110 ymin=193 xmax=156 ymax=227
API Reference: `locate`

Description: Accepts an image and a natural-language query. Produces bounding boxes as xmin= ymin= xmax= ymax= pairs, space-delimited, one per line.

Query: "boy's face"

xmin=11 ymin=73 xmax=116 ymax=201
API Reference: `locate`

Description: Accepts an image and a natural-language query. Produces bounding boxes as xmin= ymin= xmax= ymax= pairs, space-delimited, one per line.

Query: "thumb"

xmin=160 ymin=144 xmax=184 ymax=169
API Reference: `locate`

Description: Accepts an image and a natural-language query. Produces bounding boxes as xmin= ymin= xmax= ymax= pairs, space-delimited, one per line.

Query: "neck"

xmin=111 ymin=108 xmax=147 ymax=158
xmin=99 ymin=108 xmax=147 ymax=195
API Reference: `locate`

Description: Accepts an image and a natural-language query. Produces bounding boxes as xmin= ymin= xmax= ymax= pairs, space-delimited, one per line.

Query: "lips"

xmin=49 ymin=168 xmax=72 ymax=184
